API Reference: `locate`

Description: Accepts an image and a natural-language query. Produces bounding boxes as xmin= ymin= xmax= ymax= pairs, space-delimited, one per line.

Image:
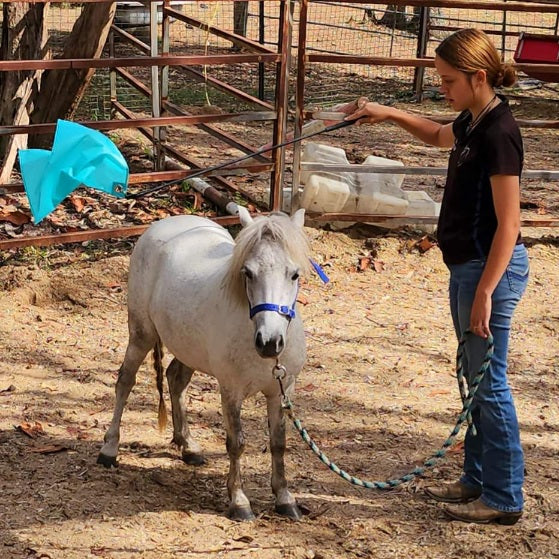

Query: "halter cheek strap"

xmin=249 ymin=302 xmax=296 ymax=320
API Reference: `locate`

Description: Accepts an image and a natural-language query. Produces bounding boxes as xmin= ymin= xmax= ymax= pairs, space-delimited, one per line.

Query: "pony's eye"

xmin=291 ymin=271 xmax=300 ymax=281
xmin=242 ymin=267 xmax=254 ymax=280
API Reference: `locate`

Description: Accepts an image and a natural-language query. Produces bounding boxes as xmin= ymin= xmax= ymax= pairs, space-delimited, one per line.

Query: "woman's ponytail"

xmin=499 ymin=64 xmax=517 ymax=88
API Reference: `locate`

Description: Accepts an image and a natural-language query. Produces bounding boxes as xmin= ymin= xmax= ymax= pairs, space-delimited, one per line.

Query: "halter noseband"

xmin=249 ymin=301 xmax=296 ymax=320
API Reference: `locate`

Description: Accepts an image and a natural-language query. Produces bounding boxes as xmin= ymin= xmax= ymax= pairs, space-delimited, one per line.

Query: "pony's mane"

xmin=224 ymin=212 xmax=312 ymax=302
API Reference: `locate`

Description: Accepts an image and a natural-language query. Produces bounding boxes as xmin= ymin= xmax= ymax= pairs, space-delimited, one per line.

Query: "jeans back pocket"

xmin=506 ymin=250 xmax=529 ymax=295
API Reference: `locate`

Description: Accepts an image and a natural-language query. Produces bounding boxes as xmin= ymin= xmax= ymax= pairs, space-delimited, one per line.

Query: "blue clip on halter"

xmin=310 ymin=259 xmax=329 ymax=284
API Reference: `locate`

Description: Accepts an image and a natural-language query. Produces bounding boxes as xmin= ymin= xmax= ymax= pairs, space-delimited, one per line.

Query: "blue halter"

xmin=249 ymin=301 xmax=296 ymax=320
xmin=246 ymin=259 xmax=328 ymax=320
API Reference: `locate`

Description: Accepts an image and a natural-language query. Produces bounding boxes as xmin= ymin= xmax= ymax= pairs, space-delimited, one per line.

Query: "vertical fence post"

xmin=501 ymin=0 xmax=508 ymax=58
xmin=269 ymin=0 xmax=293 ymax=212
xmin=413 ymin=6 xmax=430 ymax=101
xmin=150 ymin=1 xmax=162 ymax=171
xmin=109 ymin=28 xmax=117 ymax=120
xmin=258 ymin=0 xmax=266 ymax=100
xmin=160 ymin=0 xmax=170 ymax=166
xmin=291 ymin=0 xmax=309 ymax=213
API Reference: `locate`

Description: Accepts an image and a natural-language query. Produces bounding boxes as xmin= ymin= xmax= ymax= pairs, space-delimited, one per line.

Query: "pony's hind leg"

xmin=166 ymin=358 xmax=206 ymax=466
xmin=221 ymin=390 xmax=254 ymax=521
xmin=266 ymin=391 xmax=302 ymax=520
xmin=97 ymin=329 xmax=156 ymax=468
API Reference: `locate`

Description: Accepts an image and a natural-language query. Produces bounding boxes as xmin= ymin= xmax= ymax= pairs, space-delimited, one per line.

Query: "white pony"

xmin=98 ymin=207 xmax=311 ymax=520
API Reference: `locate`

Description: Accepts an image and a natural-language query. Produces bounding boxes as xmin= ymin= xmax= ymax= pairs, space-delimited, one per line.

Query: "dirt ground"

xmin=0 ymin=212 xmax=558 ymax=558
xmin=2 ymin=3 xmax=559 ymax=556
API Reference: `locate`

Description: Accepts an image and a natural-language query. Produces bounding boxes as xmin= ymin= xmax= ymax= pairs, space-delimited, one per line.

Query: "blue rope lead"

xmin=281 ymin=331 xmax=494 ymax=490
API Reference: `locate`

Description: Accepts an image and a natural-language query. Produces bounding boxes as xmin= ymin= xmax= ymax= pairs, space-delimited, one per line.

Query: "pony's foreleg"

xmin=165 ymin=358 xmax=206 ymax=465
xmin=266 ymin=392 xmax=302 ymax=520
xmin=220 ymin=390 xmax=254 ymax=521
xmin=97 ymin=338 xmax=153 ymax=467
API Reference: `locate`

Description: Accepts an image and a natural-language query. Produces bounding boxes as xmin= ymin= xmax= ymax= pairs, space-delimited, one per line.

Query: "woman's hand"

xmin=344 ymin=99 xmax=395 ymax=125
xmin=341 ymin=97 xmax=453 ymax=147
xmin=470 ymin=291 xmax=492 ymax=338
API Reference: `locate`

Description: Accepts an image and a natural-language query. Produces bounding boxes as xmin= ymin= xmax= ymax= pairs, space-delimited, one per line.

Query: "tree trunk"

xmin=233 ymin=2 xmax=248 ymax=37
xmin=377 ymin=5 xmax=425 ymax=33
xmin=377 ymin=4 xmax=408 ymax=30
xmin=409 ymin=7 xmax=421 ymax=30
xmin=0 ymin=3 xmax=48 ymax=183
xmin=29 ymin=3 xmax=116 ymax=148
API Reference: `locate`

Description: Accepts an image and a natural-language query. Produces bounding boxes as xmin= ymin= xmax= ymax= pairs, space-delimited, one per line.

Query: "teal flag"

xmin=19 ymin=119 xmax=129 ymax=224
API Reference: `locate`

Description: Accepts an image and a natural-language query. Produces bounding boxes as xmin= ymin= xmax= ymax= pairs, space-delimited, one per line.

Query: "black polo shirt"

xmin=437 ymin=96 xmax=523 ymax=265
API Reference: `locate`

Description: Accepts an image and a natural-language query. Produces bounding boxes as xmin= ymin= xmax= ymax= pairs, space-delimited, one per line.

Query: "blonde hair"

xmin=435 ymin=28 xmax=517 ymax=88
xmin=223 ymin=212 xmax=311 ymax=302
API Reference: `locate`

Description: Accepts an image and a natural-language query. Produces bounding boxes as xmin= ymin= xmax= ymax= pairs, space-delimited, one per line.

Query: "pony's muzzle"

xmin=255 ymin=331 xmax=285 ymax=358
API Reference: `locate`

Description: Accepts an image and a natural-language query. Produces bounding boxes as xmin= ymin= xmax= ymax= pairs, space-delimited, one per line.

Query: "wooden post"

xmin=150 ymin=1 xmax=162 ymax=171
xmin=413 ymin=6 xmax=430 ymax=101
xmin=291 ymin=0 xmax=309 ymax=213
xmin=109 ymin=29 xmax=117 ymax=119
xmin=160 ymin=0 xmax=170 ymax=168
xmin=258 ymin=1 xmax=266 ymax=100
xmin=269 ymin=0 xmax=292 ymax=212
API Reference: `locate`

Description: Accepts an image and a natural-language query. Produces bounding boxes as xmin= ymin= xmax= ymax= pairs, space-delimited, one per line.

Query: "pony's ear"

xmin=290 ymin=208 xmax=306 ymax=229
xmin=237 ymin=205 xmax=253 ymax=227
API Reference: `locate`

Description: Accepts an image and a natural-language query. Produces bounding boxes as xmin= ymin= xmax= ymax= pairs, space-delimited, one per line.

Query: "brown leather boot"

xmin=443 ymin=498 xmax=522 ymax=525
xmin=424 ymin=481 xmax=482 ymax=503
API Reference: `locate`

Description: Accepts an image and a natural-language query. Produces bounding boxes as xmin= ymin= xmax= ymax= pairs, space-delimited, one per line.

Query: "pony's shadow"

xmin=0 ymin=428 xmax=227 ymax=523
xmin=0 ymin=382 xmax=457 ymax=529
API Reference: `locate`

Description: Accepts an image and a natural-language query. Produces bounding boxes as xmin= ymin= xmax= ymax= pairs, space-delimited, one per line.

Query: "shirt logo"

xmin=456 ymin=145 xmax=471 ymax=167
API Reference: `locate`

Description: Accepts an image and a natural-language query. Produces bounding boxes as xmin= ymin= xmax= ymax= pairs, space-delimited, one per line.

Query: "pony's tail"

xmin=153 ymin=339 xmax=167 ymax=433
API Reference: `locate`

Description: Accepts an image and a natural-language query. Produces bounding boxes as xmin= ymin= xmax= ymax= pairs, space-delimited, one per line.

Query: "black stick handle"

xmin=128 ymin=117 xmax=360 ymax=200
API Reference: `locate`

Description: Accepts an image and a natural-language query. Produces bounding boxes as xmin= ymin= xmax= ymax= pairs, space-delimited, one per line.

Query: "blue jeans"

xmin=447 ymin=244 xmax=529 ymax=513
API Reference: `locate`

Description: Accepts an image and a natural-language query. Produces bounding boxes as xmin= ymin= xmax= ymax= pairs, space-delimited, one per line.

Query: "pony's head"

xmin=226 ymin=206 xmax=311 ymax=358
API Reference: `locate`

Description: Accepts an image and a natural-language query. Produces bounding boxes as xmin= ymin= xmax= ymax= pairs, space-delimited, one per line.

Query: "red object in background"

xmin=514 ymin=32 xmax=559 ymax=82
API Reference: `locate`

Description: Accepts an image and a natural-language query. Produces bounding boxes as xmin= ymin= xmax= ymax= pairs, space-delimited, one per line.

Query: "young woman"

xmin=345 ymin=28 xmax=529 ymax=525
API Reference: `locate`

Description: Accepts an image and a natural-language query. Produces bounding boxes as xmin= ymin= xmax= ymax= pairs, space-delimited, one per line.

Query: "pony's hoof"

xmin=97 ymin=453 xmax=118 ymax=468
xmin=275 ymin=503 xmax=303 ymax=520
xmin=228 ymin=506 xmax=255 ymax=522
xmin=181 ymin=451 xmax=207 ymax=466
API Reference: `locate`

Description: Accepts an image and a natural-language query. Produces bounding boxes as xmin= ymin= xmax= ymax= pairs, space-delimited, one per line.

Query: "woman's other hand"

xmin=470 ymin=291 xmax=492 ymax=339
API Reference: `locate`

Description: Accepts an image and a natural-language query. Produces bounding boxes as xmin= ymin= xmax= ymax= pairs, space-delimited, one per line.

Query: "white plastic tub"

xmin=299 ymin=142 xmax=350 ymax=185
xmin=115 ymin=2 xmax=187 ymax=27
xmin=300 ymin=172 xmax=352 ymax=213
xmin=361 ymin=154 xmax=405 ymax=197
xmin=297 ymin=142 xmax=439 ymax=232
xmin=342 ymin=188 xmax=409 ymax=215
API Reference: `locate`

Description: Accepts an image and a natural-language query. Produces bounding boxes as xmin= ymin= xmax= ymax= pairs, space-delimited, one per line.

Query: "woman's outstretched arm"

xmin=345 ymin=100 xmax=455 ymax=149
